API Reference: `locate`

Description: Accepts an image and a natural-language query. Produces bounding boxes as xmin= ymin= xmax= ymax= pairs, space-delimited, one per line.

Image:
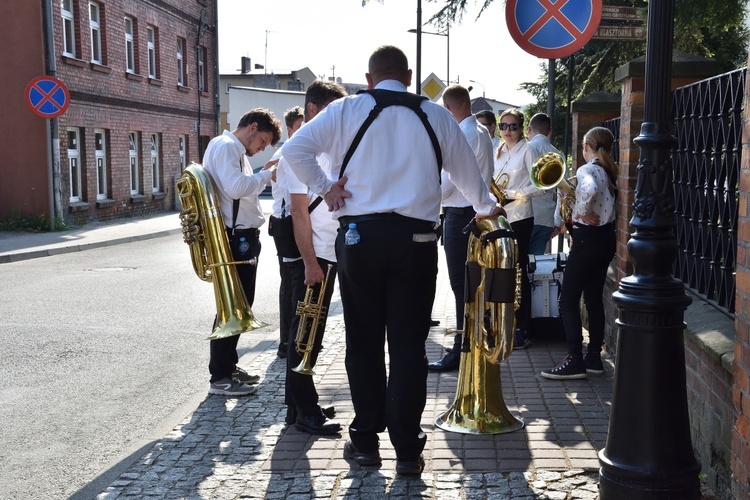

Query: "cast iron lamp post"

xmin=598 ymin=1 xmax=701 ymax=498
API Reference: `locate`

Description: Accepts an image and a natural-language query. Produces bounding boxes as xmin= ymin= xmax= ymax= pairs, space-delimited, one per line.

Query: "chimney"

xmin=241 ymin=56 xmax=251 ymax=74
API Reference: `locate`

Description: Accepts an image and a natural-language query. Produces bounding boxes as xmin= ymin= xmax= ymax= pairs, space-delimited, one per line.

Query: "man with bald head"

xmin=283 ymin=45 xmax=503 ymax=475
xmin=429 ymin=85 xmax=494 ymax=372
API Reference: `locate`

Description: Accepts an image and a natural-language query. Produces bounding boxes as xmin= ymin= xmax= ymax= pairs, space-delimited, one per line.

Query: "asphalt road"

xmin=0 ymin=231 xmax=282 ymax=499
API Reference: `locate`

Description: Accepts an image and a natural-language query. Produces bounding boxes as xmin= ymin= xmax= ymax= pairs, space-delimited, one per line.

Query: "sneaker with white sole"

xmin=233 ymin=366 xmax=260 ymax=384
xmin=583 ymin=352 xmax=605 ymax=375
xmin=541 ymin=354 xmax=587 ymax=380
xmin=209 ymin=378 xmax=258 ymax=396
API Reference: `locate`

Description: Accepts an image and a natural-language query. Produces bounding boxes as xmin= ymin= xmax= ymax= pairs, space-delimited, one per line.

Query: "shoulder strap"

xmin=338 ymin=89 xmax=443 ymax=181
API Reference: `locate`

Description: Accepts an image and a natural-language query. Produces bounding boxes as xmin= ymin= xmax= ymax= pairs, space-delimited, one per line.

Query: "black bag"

xmin=267 ymin=197 xmax=323 ymax=259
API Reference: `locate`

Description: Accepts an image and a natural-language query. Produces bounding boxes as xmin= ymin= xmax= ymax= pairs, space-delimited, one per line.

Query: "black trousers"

xmin=276 ymin=255 xmax=293 ymax=350
xmin=559 ymin=223 xmax=616 ymax=358
xmin=510 ymin=217 xmax=534 ymax=332
xmin=442 ymin=206 xmax=475 ymax=351
xmin=208 ymin=228 xmax=260 ymax=383
xmin=285 ymin=257 xmax=337 ymax=417
xmin=336 ymin=214 xmax=437 ymax=460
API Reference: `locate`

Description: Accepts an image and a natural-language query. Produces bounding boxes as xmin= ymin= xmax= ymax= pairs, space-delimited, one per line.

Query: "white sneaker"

xmin=209 ymin=378 xmax=258 ymax=396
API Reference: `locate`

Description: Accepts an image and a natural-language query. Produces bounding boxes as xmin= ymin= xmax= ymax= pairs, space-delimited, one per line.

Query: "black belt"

xmin=443 ymin=206 xmax=474 ymax=215
xmin=339 ymin=213 xmax=433 ymax=229
xmin=227 ymin=227 xmax=260 ymax=237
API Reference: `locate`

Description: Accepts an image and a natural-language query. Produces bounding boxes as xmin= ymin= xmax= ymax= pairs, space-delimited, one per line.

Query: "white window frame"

xmin=147 ymin=26 xmax=156 ymax=78
xmin=177 ymin=38 xmax=185 ymax=86
xmin=125 ymin=17 xmax=135 ymax=73
xmin=62 ymin=0 xmax=76 ymax=57
xmin=197 ymin=46 xmax=205 ymax=91
xmin=94 ymin=129 xmax=107 ymax=200
xmin=178 ymin=135 xmax=186 ymax=171
xmin=89 ymin=2 xmax=101 ymax=63
xmin=150 ymin=133 xmax=160 ymax=193
xmin=67 ymin=128 xmax=82 ymax=202
xmin=128 ymin=132 xmax=140 ymax=195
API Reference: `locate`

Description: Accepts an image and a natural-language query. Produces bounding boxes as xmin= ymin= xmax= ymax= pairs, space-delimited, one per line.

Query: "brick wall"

xmin=731 ymin=48 xmax=750 ymax=500
xmin=53 ymin=0 xmax=218 ymax=224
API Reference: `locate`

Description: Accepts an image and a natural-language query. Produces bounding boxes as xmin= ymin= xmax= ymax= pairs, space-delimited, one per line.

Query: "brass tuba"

xmin=292 ymin=264 xmax=333 ymax=375
xmin=435 ymin=216 xmax=524 ymax=434
xmin=176 ymin=163 xmax=266 ymax=340
xmin=530 ymin=152 xmax=576 ymax=223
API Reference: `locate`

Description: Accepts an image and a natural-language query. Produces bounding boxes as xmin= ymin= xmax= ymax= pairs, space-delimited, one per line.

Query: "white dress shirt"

xmin=282 ymin=80 xmax=497 ymax=225
xmin=441 ymin=115 xmax=493 ymax=208
xmin=270 ymin=146 xmax=286 ymax=218
xmin=527 ymin=134 xmax=564 ymax=227
xmin=554 ymin=159 xmax=616 ymax=228
xmin=202 ymin=130 xmax=272 ymax=229
xmin=493 ymin=138 xmax=539 ymax=223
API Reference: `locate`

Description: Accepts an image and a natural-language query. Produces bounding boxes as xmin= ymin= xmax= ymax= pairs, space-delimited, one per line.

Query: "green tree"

xmin=430 ymin=0 xmax=748 ymax=151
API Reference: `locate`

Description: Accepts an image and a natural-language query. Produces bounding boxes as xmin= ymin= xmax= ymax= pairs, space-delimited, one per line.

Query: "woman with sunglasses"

xmin=493 ymin=108 xmax=538 ymax=350
xmin=541 ymin=126 xmax=617 ymax=380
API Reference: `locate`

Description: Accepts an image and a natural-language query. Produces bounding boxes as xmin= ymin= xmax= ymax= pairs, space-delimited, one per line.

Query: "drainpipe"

xmin=42 ymin=0 xmax=62 ymax=230
xmin=213 ymin=0 xmax=220 ymax=137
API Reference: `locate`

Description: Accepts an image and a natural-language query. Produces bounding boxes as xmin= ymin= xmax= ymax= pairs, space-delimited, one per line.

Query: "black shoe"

xmin=295 ymin=413 xmax=341 ymax=435
xmin=583 ymin=352 xmax=604 ymax=375
xmin=396 ymin=455 xmax=425 ymax=475
xmin=541 ymin=354 xmax=587 ymax=380
xmin=445 ymin=347 xmax=452 ymax=354
xmin=321 ymin=405 xmax=336 ymax=419
xmin=343 ymin=440 xmax=381 ymax=466
xmin=430 ymin=319 xmax=440 ymax=327
xmin=277 ymin=343 xmax=288 ymax=359
xmin=513 ymin=328 xmax=531 ymax=350
xmin=428 ymin=352 xmax=460 ymax=371
xmin=285 ymin=406 xmax=297 ymax=425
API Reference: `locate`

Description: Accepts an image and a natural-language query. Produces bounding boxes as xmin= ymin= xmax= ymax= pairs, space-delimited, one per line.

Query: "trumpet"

xmin=530 ymin=152 xmax=577 ymax=223
xmin=490 ymin=173 xmax=514 ymax=206
xmin=292 ymin=264 xmax=334 ymax=376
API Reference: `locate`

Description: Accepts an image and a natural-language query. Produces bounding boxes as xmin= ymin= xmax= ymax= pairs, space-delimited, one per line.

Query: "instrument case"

xmin=527 ymin=252 xmax=566 ymax=319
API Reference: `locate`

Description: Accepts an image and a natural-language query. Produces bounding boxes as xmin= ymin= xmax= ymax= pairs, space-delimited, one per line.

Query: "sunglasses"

xmin=499 ymin=123 xmax=520 ymax=131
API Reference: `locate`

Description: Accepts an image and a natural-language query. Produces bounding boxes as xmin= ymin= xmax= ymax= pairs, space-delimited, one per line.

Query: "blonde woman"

xmin=541 ymin=126 xmax=617 ymax=380
xmin=493 ymin=108 xmax=538 ymax=349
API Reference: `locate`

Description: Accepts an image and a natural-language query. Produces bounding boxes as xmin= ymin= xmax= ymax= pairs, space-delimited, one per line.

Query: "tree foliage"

xmin=429 ymin=0 xmax=749 ymax=150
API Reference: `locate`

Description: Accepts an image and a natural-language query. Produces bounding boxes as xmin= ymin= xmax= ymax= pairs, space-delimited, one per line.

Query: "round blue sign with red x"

xmin=25 ymin=75 xmax=70 ymax=119
xmin=506 ymin=0 xmax=602 ymax=59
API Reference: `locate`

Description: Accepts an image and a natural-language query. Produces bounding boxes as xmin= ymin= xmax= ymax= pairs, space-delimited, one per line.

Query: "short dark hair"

xmin=443 ymin=85 xmax=470 ymax=106
xmin=368 ymin=45 xmax=409 ymax=82
xmin=529 ymin=113 xmax=552 ymax=135
xmin=475 ymin=110 xmax=496 ymax=124
xmin=284 ymin=106 xmax=304 ymax=128
xmin=305 ymin=80 xmax=347 ymax=108
xmin=237 ymin=108 xmax=281 ymax=146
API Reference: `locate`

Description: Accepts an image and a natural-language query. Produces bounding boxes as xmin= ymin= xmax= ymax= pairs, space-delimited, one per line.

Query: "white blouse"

xmin=554 ymin=159 xmax=616 ymax=227
xmin=493 ymin=138 xmax=539 ymax=223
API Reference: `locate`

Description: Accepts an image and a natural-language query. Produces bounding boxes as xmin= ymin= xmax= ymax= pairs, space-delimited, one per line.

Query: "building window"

xmin=150 ymin=133 xmax=160 ymax=192
xmin=198 ymin=46 xmax=207 ymax=92
xmin=62 ymin=0 xmax=77 ymax=57
xmin=67 ymin=128 xmax=82 ymax=202
xmin=177 ymin=37 xmax=186 ymax=86
xmin=125 ymin=17 xmax=135 ymax=73
xmin=128 ymin=132 xmax=140 ymax=195
xmin=94 ymin=129 xmax=107 ymax=199
xmin=89 ymin=2 xmax=101 ymax=63
xmin=179 ymin=135 xmax=187 ymax=171
xmin=147 ymin=26 xmax=157 ymax=78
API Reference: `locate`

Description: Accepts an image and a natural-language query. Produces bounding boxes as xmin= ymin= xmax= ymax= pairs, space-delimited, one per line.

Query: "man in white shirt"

xmin=281 ymin=81 xmax=346 ymax=435
xmin=429 ymin=85 xmax=494 ymax=372
xmin=202 ymin=109 xmax=281 ymax=397
xmin=476 ymin=110 xmax=500 ymax=152
xmin=527 ymin=113 xmax=563 ymax=255
xmin=283 ymin=45 xmax=503 ymax=475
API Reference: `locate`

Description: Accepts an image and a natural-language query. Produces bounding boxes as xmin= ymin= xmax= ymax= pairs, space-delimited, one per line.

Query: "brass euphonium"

xmin=435 ymin=216 xmax=524 ymax=434
xmin=530 ymin=152 xmax=577 ymax=223
xmin=176 ymin=163 xmax=267 ymax=340
xmin=292 ymin=263 xmax=334 ymax=376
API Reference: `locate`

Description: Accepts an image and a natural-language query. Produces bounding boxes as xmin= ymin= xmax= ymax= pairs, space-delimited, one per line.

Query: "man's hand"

xmin=324 ymin=176 xmax=352 ymax=212
xmin=304 ymin=262 xmax=325 ymax=287
xmin=262 ymin=158 xmax=279 ymax=171
xmin=475 ymin=204 xmax=506 ymax=221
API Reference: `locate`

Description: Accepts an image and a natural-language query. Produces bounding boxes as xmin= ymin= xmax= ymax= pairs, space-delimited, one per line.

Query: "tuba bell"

xmin=176 ymin=163 xmax=267 ymax=340
xmin=435 ymin=216 xmax=524 ymax=434
xmin=530 ymin=152 xmax=576 ymax=223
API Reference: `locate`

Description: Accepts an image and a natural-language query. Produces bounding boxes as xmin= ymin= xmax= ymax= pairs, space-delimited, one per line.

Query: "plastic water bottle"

xmin=344 ymin=223 xmax=360 ymax=246
xmin=238 ymin=236 xmax=250 ymax=255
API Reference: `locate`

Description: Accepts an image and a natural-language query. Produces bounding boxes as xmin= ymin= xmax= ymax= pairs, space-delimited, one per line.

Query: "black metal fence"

xmin=601 ymin=68 xmax=744 ymax=316
xmin=602 ymin=118 xmax=621 ymax=164
xmin=672 ymin=68 xmax=744 ymax=316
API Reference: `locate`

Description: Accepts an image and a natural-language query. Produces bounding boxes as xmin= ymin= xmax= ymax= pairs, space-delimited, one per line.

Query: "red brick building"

xmin=1 ymin=0 xmax=218 ymax=226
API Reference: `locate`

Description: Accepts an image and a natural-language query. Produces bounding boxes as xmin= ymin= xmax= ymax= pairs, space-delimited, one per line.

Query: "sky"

xmin=216 ymin=0 xmax=547 ymax=107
